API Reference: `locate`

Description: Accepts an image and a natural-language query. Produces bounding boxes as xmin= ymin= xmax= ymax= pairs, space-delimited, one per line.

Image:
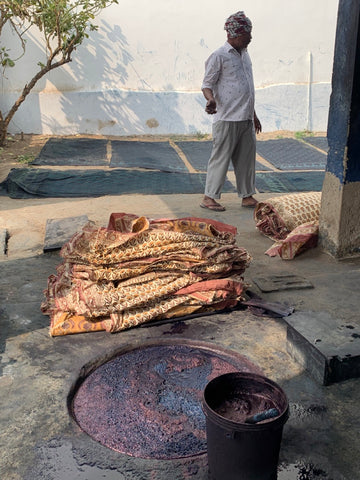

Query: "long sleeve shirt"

xmin=201 ymin=42 xmax=255 ymax=122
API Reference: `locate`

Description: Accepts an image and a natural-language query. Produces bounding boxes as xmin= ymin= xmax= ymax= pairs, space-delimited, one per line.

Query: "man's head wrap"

xmin=224 ymin=11 xmax=252 ymax=38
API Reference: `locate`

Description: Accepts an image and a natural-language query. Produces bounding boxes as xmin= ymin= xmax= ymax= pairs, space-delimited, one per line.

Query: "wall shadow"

xmin=41 ymin=19 xmax=193 ymax=137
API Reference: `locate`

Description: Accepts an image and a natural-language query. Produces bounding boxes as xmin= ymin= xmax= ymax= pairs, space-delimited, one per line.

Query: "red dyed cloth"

xmin=265 ymin=221 xmax=319 ymax=260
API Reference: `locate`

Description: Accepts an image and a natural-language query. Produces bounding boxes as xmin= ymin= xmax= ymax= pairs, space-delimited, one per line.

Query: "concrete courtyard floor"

xmin=1 ymin=187 xmax=360 ymax=480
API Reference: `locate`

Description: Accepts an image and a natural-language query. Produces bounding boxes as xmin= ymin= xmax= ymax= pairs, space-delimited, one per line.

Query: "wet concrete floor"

xmin=1 ymin=190 xmax=360 ymax=480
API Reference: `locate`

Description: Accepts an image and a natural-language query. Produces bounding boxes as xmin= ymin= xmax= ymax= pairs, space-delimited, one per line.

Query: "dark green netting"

xmin=31 ymin=138 xmax=108 ymax=166
xmin=175 ymin=141 xmax=271 ymax=171
xmin=256 ymin=171 xmax=325 ymax=193
xmin=256 ymin=138 xmax=326 ymax=170
xmin=1 ymin=168 xmax=236 ymax=198
xmin=110 ymin=141 xmax=187 ymax=172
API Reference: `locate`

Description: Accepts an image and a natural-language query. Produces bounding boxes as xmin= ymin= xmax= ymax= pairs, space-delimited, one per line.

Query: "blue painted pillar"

xmin=319 ymin=0 xmax=360 ymax=257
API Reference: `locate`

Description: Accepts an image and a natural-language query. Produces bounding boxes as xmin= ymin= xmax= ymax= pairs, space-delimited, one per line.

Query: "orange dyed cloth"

xmin=42 ymin=214 xmax=251 ymax=336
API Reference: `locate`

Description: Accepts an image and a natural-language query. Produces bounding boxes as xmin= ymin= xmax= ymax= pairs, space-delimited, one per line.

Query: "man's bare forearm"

xmin=202 ymin=88 xmax=217 ymax=114
xmin=202 ymin=88 xmax=215 ymax=102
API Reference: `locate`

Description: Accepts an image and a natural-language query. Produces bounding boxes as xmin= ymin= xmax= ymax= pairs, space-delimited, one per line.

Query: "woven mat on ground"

xmin=256 ymin=138 xmax=326 ymax=170
xmin=255 ymin=171 xmax=325 ymax=193
xmin=32 ymin=138 xmax=109 ymax=166
xmin=1 ymin=168 xmax=236 ymax=198
xmin=110 ymin=141 xmax=187 ymax=172
xmin=32 ymin=138 xmax=187 ymax=172
xmin=42 ymin=214 xmax=251 ymax=336
xmin=303 ymin=136 xmax=328 ymax=152
xmin=175 ymin=141 xmax=271 ymax=172
xmin=254 ymin=192 xmax=321 ymax=259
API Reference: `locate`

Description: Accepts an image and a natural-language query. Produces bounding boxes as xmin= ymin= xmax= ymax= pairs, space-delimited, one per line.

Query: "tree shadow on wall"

xmin=41 ymin=19 xmax=197 ymax=137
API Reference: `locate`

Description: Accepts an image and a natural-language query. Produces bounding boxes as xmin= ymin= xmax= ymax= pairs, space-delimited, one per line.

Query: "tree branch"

xmin=0 ymin=0 xmax=119 ymax=145
xmin=3 ymin=55 xmax=71 ymax=129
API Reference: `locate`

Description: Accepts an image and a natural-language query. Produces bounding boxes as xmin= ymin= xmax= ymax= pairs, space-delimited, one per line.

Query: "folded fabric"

xmin=42 ymin=214 xmax=251 ymax=336
xmin=264 ymin=221 xmax=319 ymax=260
xmin=254 ymin=192 xmax=321 ymax=259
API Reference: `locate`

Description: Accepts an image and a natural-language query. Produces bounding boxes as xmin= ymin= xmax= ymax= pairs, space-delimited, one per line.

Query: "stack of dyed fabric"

xmin=42 ymin=213 xmax=252 ymax=336
xmin=254 ymin=192 xmax=321 ymax=259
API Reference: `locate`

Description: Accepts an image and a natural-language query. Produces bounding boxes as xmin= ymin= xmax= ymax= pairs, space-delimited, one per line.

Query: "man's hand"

xmin=254 ymin=112 xmax=262 ymax=134
xmin=205 ymin=99 xmax=217 ymax=115
xmin=202 ymin=88 xmax=217 ymax=115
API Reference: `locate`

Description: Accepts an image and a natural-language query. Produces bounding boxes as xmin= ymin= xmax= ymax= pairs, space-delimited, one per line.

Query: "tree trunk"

xmin=0 ymin=58 xmax=69 ymax=147
xmin=0 ymin=119 xmax=8 ymax=147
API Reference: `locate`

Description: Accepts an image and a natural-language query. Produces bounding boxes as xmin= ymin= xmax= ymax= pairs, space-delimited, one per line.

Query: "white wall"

xmin=1 ymin=0 xmax=339 ymax=136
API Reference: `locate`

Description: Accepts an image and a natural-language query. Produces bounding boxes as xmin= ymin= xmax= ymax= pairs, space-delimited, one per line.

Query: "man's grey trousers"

xmin=204 ymin=119 xmax=256 ymax=199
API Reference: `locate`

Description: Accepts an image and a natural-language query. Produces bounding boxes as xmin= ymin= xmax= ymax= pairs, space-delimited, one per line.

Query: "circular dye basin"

xmin=70 ymin=339 xmax=261 ymax=459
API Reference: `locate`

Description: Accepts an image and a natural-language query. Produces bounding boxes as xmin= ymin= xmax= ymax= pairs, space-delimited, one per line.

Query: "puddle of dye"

xmin=214 ymin=393 xmax=277 ymax=423
xmin=28 ymin=443 xmax=125 ymax=480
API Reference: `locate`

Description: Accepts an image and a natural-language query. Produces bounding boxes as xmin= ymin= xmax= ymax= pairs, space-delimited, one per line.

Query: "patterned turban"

xmin=224 ymin=11 xmax=252 ymax=38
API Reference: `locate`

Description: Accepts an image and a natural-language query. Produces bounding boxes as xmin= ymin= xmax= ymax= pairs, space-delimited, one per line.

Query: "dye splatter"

xmin=278 ymin=462 xmax=331 ymax=480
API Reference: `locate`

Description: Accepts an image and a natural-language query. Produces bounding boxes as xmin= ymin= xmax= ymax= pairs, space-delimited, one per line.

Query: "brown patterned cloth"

xmin=254 ymin=192 xmax=321 ymax=241
xmin=42 ymin=214 xmax=251 ymax=336
xmin=254 ymin=192 xmax=321 ymax=259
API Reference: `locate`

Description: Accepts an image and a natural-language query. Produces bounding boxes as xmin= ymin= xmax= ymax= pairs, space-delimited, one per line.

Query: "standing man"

xmin=200 ymin=11 xmax=261 ymax=211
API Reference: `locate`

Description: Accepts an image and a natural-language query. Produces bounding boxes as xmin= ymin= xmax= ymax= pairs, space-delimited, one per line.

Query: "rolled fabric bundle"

xmin=254 ymin=192 xmax=321 ymax=241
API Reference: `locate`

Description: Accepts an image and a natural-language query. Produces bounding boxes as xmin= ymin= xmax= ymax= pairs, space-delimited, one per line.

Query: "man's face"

xmin=230 ymin=31 xmax=252 ymax=51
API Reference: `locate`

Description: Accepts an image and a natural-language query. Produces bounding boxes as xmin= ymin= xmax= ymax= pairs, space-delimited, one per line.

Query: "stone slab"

xmin=285 ymin=311 xmax=360 ymax=385
xmin=43 ymin=215 xmax=89 ymax=251
xmin=252 ymin=274 xmax=314 ymax=292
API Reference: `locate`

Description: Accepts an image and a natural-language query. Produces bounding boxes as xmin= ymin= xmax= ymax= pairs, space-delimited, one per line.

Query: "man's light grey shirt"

xmin=202 ymin=42 xmax=255 ymax=123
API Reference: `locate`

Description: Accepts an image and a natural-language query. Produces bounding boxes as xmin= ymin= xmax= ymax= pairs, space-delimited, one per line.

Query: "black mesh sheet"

xmin=256 ymin=138 xmax=326 ymax=170
xmin=255 ymin=171 xmax=325 ymax=193
xmin=303 ymin=136 xmax=328 ymax=152
xmin=32 ymin=138 xmax=108 ymax=166
xmin=176 ymin=141 xmax=271 ymax=171
xmin=110 ymin=141 xmax=187 ymax=172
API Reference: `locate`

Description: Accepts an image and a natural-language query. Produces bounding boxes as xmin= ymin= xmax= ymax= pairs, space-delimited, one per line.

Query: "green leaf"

xmin=2 ymin=58 xmax=15 ymax=67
